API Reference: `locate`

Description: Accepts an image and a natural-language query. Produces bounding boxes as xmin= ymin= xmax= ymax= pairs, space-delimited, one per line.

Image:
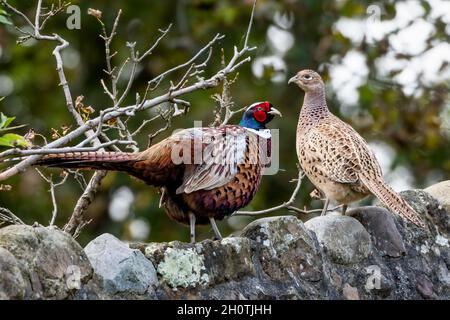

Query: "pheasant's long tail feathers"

xmin=35 ymin=151 xmax=138 ymax=172
xmin=360 ymin=174 xmax=427 ymax=229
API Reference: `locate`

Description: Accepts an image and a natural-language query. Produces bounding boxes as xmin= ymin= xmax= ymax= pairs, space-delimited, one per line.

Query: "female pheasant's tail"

xmin=359 ymin=174 xmax=427 ymax=229
xmin=35 ymin=151 xmax=138 ymax=172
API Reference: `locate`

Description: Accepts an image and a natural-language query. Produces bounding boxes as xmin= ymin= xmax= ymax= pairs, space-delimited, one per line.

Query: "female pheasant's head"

xmin=239 ymin=101 xmax=282 ymax=130
xmin=288 ymin=69 xmax=325 ymax=93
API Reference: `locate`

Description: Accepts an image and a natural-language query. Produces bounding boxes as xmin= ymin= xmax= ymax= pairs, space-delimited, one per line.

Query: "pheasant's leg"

xmin=209 ymin=217 xmax=223 ymax=241
xmin=159 ymin=188 xmax=166 ymax=208
xmin=342 ymin=204 xmax=348 ymax=215
xmin=321 ymin=198 xmax=330 ymax=216
xmin=189 ymin=213 xmax=196 ymax=243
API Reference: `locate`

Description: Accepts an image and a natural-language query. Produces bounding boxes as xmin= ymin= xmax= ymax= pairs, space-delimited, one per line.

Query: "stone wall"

xmin=0 ymin=186 xmax=449 ymax=300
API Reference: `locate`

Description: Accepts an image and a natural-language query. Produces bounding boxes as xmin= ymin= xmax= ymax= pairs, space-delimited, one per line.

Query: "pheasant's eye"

xmin=303 ymin=74 xmax=312 ymax=80
xmin=257 ymin=107 xmax=263 ymax=111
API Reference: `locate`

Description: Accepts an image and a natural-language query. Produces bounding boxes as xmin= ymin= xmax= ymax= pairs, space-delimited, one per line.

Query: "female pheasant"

xmin=288 ymin=69 xmax=426 ymax=229
xmin=37 ymin=102 xmax=281 ymax=242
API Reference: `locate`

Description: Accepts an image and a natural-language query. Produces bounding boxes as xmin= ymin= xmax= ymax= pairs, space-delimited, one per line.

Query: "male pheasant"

xmin=288 ymin=69 xmax=426 ymax=229
xmin=36 ymin=102 xmax=282 ymax=242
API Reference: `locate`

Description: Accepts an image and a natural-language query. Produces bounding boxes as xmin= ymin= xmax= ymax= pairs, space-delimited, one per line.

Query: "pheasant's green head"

xmin=239 ymin=101 xmax=282 ymax=130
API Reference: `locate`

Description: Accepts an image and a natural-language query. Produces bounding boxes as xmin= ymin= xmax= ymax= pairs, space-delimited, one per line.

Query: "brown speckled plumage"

xmin=289 ymin=69 xmax=426 ymax=229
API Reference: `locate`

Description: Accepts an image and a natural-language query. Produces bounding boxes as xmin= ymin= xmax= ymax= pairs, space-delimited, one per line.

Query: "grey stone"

xmin=144 ymin=242 xmax=210 ymax=289
xmin=348 ymin=206 xmax=406 ymax=257
xmin=400 ymin=189 xmax=450 ymax=235
xmin=416 ymin=275 xmax=437 ymax=299
xmin=139 ymin=237 xmax=254 ymax=289
xmin=0 ymin=247 xmax=26 ymax=299
xmin=304 ymin=215 xmax=372 ymax=265
xmin=0 ymin=225 xmax=92 ymax=299
xmin=241 ymin=215 xmax=322 ymax=282
xmin=84 ymin=233 xmax=157 ymax=297
xmin=437 ymin=261 xmax=450 ymax=287
xmin=342 ymin=283 xmax=359 ymax=300
xmin=425 ymin=180 xmax=450 ymax=213
xmin=3 ymin=187 xmax=450 ymax=300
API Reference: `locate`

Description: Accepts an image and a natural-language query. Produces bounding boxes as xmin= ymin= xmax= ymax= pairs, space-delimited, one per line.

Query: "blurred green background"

xmin=0 ymin=0 xmax=449 ymax=245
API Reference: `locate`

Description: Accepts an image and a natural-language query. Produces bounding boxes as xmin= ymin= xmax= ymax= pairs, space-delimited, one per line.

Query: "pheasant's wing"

xmin=175 ymin=126 xmax=249 ymax=194
xmin=307 ymin=116 xmax=382 ymax=184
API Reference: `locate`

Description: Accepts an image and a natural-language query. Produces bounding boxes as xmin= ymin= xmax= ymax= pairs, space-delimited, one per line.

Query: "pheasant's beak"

xmin=268 ymin=107 xmax=282 ymax=117
xmin=288 ymin=75 xmax=298 ymax=84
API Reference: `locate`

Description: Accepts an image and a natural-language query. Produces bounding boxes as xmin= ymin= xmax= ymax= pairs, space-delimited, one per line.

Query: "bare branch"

xmin=0 ymin=207 xmax=25 ymax=225
xmin=100 ymin=78 xmax=115 ymax=100
xmin=234 ymin=167 xmax=343 ymax=217
xmin=234 ymin=168 xmax=306 ymax=216
xmin=0 ymin=140 xmax=135 ymax=158
xmin=210 ymin=63 xmax=243 ymax=127
xmin=148 ymin=33 xmax=225 ymax=86
xmin=117 ymin=43 xmax=138 ymax=106
xmin=40 ymin=2 xmax=68 ymax=31
xmin=34 ymin=0 xmax=43 ymax=32
xmin=138 ymin=23 xmax=173 ymax=62
xmin=147 ymin=106 xmax=173 ymax=147
xmin=1 ymin=1 xmax=34 ymax=28
xmin=131 ymin=113 xmax=162 ymax=137
xmin=100 ymin=9 xmax=122 ymax=103
xmin=244 ymin=0 xmax=257 ymax=49
xmin=35 ymin=168 xmax=69 ymax=226
xmin=64 ymin=171 xmax=106 ymax=236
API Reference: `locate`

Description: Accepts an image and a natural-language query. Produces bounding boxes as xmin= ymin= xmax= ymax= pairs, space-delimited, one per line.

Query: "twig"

xmin=131 ymin=113 xmax=163 ymax=137
xmin=211 ymin=68 xmax=242 ymax=126
xmin=234 ymin=168 xmax=306 ymax=216
xmin=63 ymin=171 xmax=106 ymax=236
xmin=244 ymin=0 xmax=257 ymax=48
xmin=148 ymin=33 xmax=225 ymax=86
xmin=35 ymin=168 xmax=69 ymax=226
xmin=0 ymin=207 xmax=25 ymax=225
xmin=138 ymin=23 xmax=172 ymax=62
xmin=0 ymin=139 xmax=135 ymax=158
xmin=1 ymin=1 xmax=34 ymax=28
xmin=147 ymin=106 xmax=174 ymax=147
xmin=233 ymin=163 xmax=343 ymax=217
xmin=40 ymin=2 xmax=68 ymax=31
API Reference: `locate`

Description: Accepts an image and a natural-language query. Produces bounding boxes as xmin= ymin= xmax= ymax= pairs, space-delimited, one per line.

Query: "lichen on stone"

xmin=143 ymin=243 xmax=162 ymax=259
xmin=435 ymin=235 xmax=449 ymax=247
xmin=157 ymin=247 xmax=209 ymax=288
xmin=220 ymin=237 xmax=243 ymax=253
xmin=420 ymin=243 xmax=430 ymax=254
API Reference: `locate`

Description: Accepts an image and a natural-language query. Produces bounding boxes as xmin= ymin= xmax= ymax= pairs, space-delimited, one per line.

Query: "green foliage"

xmin=0 ymin=8 xmax=12 ymax=25
xmin=0 ymin=112 xmax=29 ymax=148
xmin=0 ymin=133 xmax=29 ymax=147
xmin=0 ymin=112 xmax=14 ymax=130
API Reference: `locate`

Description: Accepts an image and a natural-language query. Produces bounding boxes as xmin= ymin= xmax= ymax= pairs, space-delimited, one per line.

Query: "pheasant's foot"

xmin=189 ymin=212 xmax=196 ymax=244
xmin=209 ymin=217 xmax=223 ymax=241
xmin=342 ymin=204 xmax=348 ymax=215
xmin=320 ymin=198 xmax=330 ymax=216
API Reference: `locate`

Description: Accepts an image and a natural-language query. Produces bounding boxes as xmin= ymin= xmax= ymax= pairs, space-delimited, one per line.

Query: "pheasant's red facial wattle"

xmin=253 ymin=107 xmax=267 ymax=122
xmin=261 ymin=101 xmax=270 ymax=112
xmin=240 ymin=101 xmax=279 ymax=129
